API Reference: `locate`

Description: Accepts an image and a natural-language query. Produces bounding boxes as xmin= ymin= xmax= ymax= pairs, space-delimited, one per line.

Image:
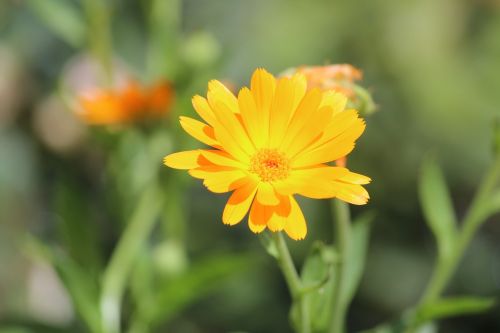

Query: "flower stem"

xmin=329 ymin=199 xmax=351 ymax=333
xmin=100 ymin=184 xmax=163 ymax=333
xmin=271 ymin=232 xmax=310 ymax=333
xmin=419 ymin=154 xmax=500 ymax=304
xmin=82 ymin=0 xmax=113 ymax=86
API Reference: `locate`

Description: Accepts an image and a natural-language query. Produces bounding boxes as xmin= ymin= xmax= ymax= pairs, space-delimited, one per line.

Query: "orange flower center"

xmin=250 ymin=149 xmax=290 ymax=182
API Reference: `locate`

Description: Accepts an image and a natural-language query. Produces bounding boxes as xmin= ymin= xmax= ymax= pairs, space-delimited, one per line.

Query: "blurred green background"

xmin=0 ymin=0 xmax=499 ymax=332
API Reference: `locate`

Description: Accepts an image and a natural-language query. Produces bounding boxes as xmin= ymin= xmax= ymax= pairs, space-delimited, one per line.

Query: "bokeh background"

xmin=0 ymin=0 xmax=499 ymax=332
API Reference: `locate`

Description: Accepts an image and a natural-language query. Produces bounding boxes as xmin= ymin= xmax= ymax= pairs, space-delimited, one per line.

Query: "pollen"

xmin=250 ymin=148 xmax=290 ymax=182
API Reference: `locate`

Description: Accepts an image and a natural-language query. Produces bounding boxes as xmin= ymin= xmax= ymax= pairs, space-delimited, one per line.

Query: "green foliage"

xmin=290 ymin=212 xmax=373 ymax=332
xmin=24 ymin=0 xmax=85 ymax=47
xmin=142 ymin=253 xmax=254 ymax=328
xmin=54 ymin=179 xmax=101 ymax=274
xmin=414 ymin=296 xmax=496 ymax=326
xmin=259 ymin=232 xmax=280 ymax=259
xmin=343 ymin=211 xmax=374 ymax=305
xmin=294 ymin=242 xmax=338 ymax=332
xmin=418 ymin=156 xmax=457 ymax=259
xmin=23 ymin=237 xmax=101 ymax=333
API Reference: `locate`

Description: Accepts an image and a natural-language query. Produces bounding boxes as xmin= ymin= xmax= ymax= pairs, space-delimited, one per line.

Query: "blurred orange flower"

xmin=77 ymin=80 xmax=174 ymax=125
xmin=294 ymin=64 xmax=362 ymax=99
xmin=164 ymin=69 xmax=370 ymax=240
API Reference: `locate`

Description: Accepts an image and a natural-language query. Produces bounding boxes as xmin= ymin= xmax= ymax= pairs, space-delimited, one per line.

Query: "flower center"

xmin=250 ymin=149 xmax=290 ymax=182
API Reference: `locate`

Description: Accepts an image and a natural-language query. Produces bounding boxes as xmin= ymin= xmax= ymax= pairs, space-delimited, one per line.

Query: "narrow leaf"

xmin=292 ymin=242 xmax=338 ymax=331
xmin=343 ymin=211 xmax=374 ymax=305
xmin=418 ymin=156 xmax=457 ymax=258
xmin=416 ymin=296 xmax=496 ymax=324
xmin=22 ymin=237 xmax=101 ymax=333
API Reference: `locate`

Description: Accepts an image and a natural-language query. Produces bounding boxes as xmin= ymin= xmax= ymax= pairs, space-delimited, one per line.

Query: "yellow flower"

xmin=164 ymin=69 xmax=370 ymax=240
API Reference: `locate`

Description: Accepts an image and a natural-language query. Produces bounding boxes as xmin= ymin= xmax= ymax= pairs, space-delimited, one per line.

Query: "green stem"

xmin=271 ymin=232 xmax=310 ymax=333
xmin=328 ymin=200 xmax=351 ymax=333
xmin=146 ymin=0 xmax=181 ymax=81
xmin=83 ymin=0 xmax=113 ymax=85
xmin=420 ymin=154 xmax=500 ymax=304
xmin=100 ymin=184 xmax=163 ymax=333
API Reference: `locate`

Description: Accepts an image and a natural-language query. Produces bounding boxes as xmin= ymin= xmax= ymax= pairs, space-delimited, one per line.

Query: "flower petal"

xmin=207 ymin=80 xmax=239 ymax=114
xmin=256 ymin=182 xmax=280 ymax=206
xmin=279 ymin=88 xmax=322 ymax=151
xmin=179 ymin=116 xmax=220 ymax=147
xmin=249 ymin=200 xmax=273 ymax=226
xmin=291 ymin=119 xmax=365 ymax=168
xmin=163 ymin=150 xmax=201 ymax=169
xmin=339 ymin=171 xmax=371 ymax=185
xmin=238 ymin=87 xmax=265 ymax=148
xmin=319 ymin=91 xmax=347 ymax=117
xmin=223 ymin=178 xmax=258 ymax=225
xmin=284 ymin=196 xmax=307 ymax=240
xmin=248 ymin=219 xmax=267 ymax=233
xmin=250 ymin=68 xmax=276 ymax=145
xmin=211 ymin=101 xmax=255 ymax=156
xmin=267 ymin=195 xmax=291 ymax=232
xmin=286 ymin=105 xmax=334 ymax=158
xmin=200 ymin=150 xmax=246 ymax=168
xmin=203 ymin=171 xmax=250 ymax=193
xmin=305 ymin=109 xmax=362 ymax=153
xmin=333 ymin=181 xmax=370 ymax=205
xmin=268 ymin=77 xmax=297 ymax=147
xmin=192 ymin=95 xmax=217 ymax=126
xmin=274 ymin=166 xmax=348 ymax=199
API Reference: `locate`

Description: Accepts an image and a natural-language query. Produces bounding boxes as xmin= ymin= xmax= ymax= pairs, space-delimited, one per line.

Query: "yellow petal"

xmin=267 ymin=195 xmax=291 ymax=232
xmin=320 ymin=91 xmax=347 ymax=117
xmin=286 ymin=105 xmax=334 ymax=158
xmin=179 ymin=116 xmax=220 ymax=147
xmin=203 ymin=170 xmax=250 ymax=193
xmin=268 ymin=77 xmax=296 ymax=148
xmin=305 ymin=109 xmax=361 ymax=153
xmin=223 ymin=178 xmax=258 ymax=225
xmin=207 ymin=80 xmax=239 ymax=114
xmin=256 ymin=182 xmax=280 ymax=206
xmin=284 ymin=196 xmax=307 ymax=240
xmin=339 ymin=171 xmax=371 ymax=185
xmin=280 ymin=88 xmax=322 ymax=151
xmin=250 ymin=68 xmax=276 ymax=145
xmin=274 ymin=166 xmax=348 ymax=199
xmin=192 ymin=95 xmax=217 ymax=126
xmin=291 ymin=120 xmax=365 ymax=168
xmin=163 ymin=150 xmax=201 ymax=169
xmin=290 ymin=73 xmax=307 ymax=111
xmin=211 ymin=101 xmax=255 ymax=156
xmin=333 ymin=182 xmax=370 ymax=205
xmin=238 ymin=87 xmax=265 ymax=148
xmin=200 ymin=150 xmax=246 ymax=168
xmin=248 ymin=219 xmax=266 ymax=233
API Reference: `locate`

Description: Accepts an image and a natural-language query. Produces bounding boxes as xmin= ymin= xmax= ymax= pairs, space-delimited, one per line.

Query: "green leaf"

xmin=143 ymin=253 xmax=253 ymax=328
xmin=418 ymin=156 xmax=458 ymax=259
xmin=343 ymin=211 xmax=374 ymax=306
xmin=24 ymin=0 xmax=86 ymax=47
xmin=487 ymin=190 xmax=500 ymax=217
xmin=54 ymin=179 xmax=101 ymax=274
xmin=291 ymin=242 xmax=338 ymax=332
xmin=259 ymin=232 xmax=279 ymax=259
xmin=22 ymin=237 xmax=101 ymax=333
xmin=415 ymin=296 xmax=496 ymax=325
xmin=292 ymin=213 xmax=373 ymax=332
